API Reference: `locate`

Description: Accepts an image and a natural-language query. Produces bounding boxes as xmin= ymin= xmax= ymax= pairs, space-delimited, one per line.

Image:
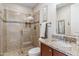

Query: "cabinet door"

xmin=41 ymin=43 xmax=53 ymax=56
xmin=53 ymin=49 xmax=66 ymax=56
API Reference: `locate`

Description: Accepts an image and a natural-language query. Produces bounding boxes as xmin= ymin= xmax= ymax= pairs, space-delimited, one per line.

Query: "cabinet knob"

xmin=49 ymin=49 xmax=52 ymax=52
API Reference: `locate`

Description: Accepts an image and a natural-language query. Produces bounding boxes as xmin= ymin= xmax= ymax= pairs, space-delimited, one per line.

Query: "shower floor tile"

xmin=3 ymin=45 xmax=34 ymax=56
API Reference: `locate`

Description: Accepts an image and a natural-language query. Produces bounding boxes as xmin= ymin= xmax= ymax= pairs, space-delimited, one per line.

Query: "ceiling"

xmin=56 ymin=3 xmax=74 ymax=8
xmin=4 ymin=3 xmax=74 ymax=9
xmin=18 ymin=3 xmax=39 ymax=9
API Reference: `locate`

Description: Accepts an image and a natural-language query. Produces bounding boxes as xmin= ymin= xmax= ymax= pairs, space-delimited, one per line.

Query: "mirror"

xmin=56 ymin=3 xmax=79 ymax=36
xmin=57 ymin=20 xmax=65 ymax=34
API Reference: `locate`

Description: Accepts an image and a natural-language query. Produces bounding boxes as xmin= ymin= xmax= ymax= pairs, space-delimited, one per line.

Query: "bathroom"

xmin=0 ymin=3 xmax=79 ymax=56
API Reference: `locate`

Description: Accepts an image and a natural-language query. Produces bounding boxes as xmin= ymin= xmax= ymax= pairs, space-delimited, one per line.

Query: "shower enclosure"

xmin=0 ymin=3 xmax=40 ymax=55
xmin=0 ymin=8 xmax=35 ymax=55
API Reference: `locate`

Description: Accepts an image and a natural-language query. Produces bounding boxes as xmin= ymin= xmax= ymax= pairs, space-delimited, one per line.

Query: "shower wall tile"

xmin=0 ymin=21 xmax=7 ymax=55
xmin=0 ymin=20 xmax=3 ymax=54
xmin=22 ymin=26 xmax=34 ymax=46
xmin=6 ymin=23 xmax=22 ymax=52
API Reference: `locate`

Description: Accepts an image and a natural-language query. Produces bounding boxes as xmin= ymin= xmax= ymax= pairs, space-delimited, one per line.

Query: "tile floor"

xmin=3 ymin=45 xmax=34 ymax=56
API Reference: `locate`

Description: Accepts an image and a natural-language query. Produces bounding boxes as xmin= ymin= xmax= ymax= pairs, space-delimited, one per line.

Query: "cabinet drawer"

xmin=53 ymin=49 xmax=66 ymax=56
xmin=41 ymin=43 xmax=53 ymax=56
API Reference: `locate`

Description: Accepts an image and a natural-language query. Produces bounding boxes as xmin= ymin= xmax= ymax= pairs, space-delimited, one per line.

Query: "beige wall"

xmin=31 ymin=11 xmax=40 ymax=47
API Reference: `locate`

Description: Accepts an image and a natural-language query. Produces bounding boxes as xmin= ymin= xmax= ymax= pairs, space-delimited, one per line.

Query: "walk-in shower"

xmin=0 ymin=9 xmax=37 ymax=56
xmin=0 ymin=3 xmax=40 ymax=56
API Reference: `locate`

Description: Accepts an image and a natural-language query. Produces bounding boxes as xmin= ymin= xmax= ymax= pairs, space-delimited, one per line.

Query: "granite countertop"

xmin=39 ymin=38 xmax=79 ymax=56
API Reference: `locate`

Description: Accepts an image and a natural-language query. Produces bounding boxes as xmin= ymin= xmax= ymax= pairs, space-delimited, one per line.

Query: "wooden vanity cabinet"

xmin=53 ymin=49 xmax=66 ymax=56
xmin=40 ymin=42 xmax=66 ymax=56
xmin=41 ymin=42 xmax=53 ymax=56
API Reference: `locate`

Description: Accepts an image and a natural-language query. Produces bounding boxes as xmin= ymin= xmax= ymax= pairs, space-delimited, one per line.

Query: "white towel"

xmin=40 ymin=22 xmax=47 ymax=38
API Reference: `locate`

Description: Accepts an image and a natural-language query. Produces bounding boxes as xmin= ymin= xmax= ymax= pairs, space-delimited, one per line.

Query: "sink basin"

xmin=56 ymin=41 xmax=71 ymax=47
xmin=54 ymin=41 xmax=72 ymax=52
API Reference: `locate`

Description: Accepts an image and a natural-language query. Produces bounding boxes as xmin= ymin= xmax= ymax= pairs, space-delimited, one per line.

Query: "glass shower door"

xmin=6 ymin=23 xmax=23 ymax=52
xmin=6 ymin=10 xmax=25 ymax=54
